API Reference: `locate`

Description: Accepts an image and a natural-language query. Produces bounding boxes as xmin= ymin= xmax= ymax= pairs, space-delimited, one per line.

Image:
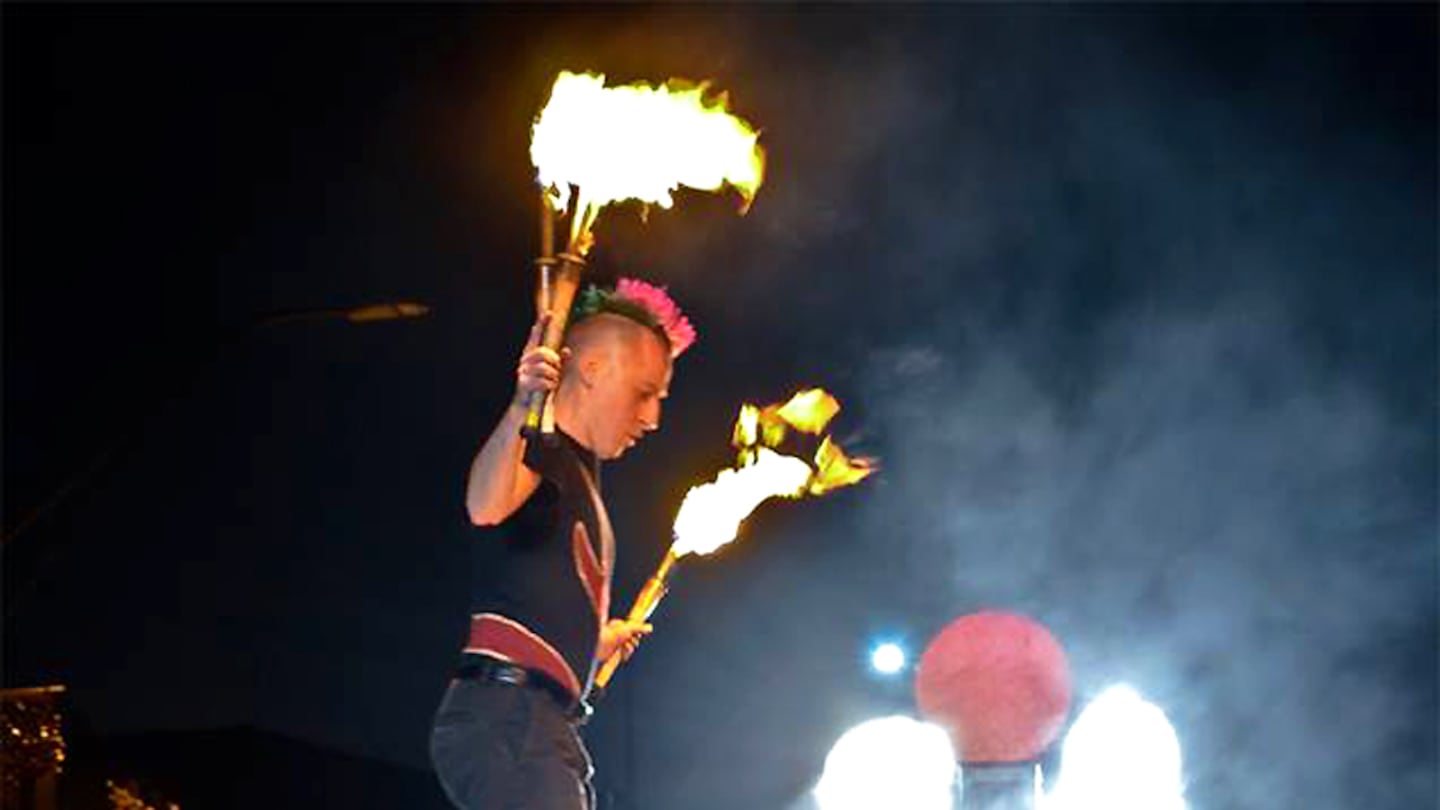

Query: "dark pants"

xmin=430 ymin=678 xmax=595 ymax=810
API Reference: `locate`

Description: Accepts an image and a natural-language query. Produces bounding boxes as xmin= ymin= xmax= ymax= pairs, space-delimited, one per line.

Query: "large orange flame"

xmin=530 ymin=71 xmax=765 ymax=254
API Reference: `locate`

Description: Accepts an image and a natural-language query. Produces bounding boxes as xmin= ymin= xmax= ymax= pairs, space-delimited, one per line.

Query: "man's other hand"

xmin=598 ymin=618 xmax=653 ymax=661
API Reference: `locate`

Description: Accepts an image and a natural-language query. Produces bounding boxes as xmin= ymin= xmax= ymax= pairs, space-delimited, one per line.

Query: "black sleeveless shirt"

xmin=467 ymin=431 xmax=614 ymax=696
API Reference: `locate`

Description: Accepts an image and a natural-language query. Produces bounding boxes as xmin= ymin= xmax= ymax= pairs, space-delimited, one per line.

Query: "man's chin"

xmin=605 ymin=439 xmax=640 ymax=460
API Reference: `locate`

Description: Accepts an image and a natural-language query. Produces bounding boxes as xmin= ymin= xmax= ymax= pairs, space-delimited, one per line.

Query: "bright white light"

xmin=813 ymin=716 xmax=956 ymax=810
xmin=871 ymin=643 xmax=906 ymax=674
xmin=1043 ymin=684 xmax=1186 ymax=810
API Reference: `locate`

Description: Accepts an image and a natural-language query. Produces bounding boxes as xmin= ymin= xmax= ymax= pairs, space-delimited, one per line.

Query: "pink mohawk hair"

xmin=614 ymin=277 xmax=697 ymax=358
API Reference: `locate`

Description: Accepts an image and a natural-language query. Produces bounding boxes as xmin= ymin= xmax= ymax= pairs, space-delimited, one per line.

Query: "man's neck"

xmin=552 ymin=391 xmax=599 ymax=458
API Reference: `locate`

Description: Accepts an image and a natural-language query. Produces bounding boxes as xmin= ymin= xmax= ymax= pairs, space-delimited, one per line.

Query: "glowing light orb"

xmin=871 ymin=643 xmax=907 ymax=675
xmin=915 ymin=611 xmax=1072 ymax=762
xmin=1044 ymin=684 xmax=1186 ymax=810
xmin=813 ymin=716 xmax=957 ymax=810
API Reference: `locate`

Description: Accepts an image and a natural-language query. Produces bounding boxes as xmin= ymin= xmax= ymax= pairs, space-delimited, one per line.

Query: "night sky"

xmin=4 ymin=5 xmax=1436 ymax=810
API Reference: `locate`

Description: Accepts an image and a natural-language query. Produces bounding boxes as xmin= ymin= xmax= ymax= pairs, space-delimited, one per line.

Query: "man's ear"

xmin=575 ymin=351 xmax=605 ymax=389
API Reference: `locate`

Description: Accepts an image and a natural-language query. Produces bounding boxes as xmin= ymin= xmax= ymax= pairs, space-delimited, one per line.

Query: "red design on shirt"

xmin=571 ymin=521 xmax=610 ymax=623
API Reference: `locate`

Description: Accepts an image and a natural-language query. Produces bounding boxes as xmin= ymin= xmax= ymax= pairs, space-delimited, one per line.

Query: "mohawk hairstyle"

xmin=572 ymin=277 xmax=697 ymax=358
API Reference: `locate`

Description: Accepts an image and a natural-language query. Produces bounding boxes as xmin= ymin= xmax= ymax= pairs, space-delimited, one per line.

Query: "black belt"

xmin=455 ymin=654 xmax=592 ymax=723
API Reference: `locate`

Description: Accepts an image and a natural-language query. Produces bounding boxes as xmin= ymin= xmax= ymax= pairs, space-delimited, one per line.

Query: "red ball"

xmin=914 ymin=611 xmax=1072 ymax=763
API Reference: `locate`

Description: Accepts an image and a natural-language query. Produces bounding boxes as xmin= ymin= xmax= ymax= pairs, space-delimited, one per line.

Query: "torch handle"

xmin=522 ymin=254 xmax=585 ymax=439
xmin=593 ymin=551 xmax=678 ymax=690
xmin=593 ymin=655 xmax=623 ymax=693
xmin=539 ymin=188 xmax=555 ymax=262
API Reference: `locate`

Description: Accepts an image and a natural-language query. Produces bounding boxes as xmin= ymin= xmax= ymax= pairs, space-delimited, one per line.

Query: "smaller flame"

xmin=672 ymin=448 xmax=812 ymax=557
xmin=810 ymin=436 xmax=877 ymax=495
xmin=733 ymin=387 xmax=876 ymax=492
xmin=675 ymin=388 xmax=876 ymax=558
xmin=733 ymin=404 xmax=761 ymax=459
xmin=775 ymin=389 xmax=840 ymax=434
xmin=747 ymin=388 xmax=842 ymax=450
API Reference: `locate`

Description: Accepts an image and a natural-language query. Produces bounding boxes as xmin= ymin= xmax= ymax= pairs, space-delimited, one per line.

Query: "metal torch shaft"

xmin=594 ymin=549 xmax=679 ymax=690
xmin=539 ymin=189 xmax=555 ymax=263
xmin=523 ymin=191 xmax=585 ymax=440
xmin=534 ymin=191 xmax=557 ymax=325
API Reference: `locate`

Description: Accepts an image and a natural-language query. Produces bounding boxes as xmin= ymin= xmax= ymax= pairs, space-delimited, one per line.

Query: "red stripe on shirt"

xmin=466 ymin=613 xmax=582 ymax=699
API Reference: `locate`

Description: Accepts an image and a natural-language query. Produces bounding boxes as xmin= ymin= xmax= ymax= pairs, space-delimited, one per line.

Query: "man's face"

xmin=586 ymin=330 xmax=673 ymax=460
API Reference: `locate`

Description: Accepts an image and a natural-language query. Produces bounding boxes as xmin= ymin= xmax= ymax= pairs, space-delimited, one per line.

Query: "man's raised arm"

xmin=465 ymin=315 xmax=559 ymax=526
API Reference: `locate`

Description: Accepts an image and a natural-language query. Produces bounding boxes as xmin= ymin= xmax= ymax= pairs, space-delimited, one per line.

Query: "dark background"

xmin=4 ymin=5 xmax=1435 ymax=810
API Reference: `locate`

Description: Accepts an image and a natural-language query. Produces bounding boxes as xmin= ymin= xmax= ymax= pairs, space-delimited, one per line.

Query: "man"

xmin=431 ymin=278 xmax=696 ymax=810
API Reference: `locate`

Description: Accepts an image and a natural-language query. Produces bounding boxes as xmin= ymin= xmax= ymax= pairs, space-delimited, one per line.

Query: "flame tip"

xmin=531 ymin=69 xmax=765 ymax=246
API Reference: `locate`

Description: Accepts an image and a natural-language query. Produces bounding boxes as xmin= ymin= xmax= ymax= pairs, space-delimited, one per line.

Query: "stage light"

xmin=1043 ymin=684 xmax=1186 ymax=810
xmin=870 ymin=642 xmax=906 ymax=674
xmin=813 ymin=715 xmax=956 ymax=810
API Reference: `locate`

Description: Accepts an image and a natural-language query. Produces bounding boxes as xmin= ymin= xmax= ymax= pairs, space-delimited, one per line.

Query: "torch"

xmin=592 ymin=548 xmax=679 ymax=688
xmin=522 ymin=70 xmax=766 ymax=439
xmin=593 ymin=389 xmax=876 ymax=691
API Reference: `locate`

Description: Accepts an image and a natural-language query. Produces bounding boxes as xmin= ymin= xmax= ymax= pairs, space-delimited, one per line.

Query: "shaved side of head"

xmin=562 ymin=313 xmax=669 ymax=384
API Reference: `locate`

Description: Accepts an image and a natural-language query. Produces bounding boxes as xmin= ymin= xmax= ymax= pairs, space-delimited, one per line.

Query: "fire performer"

xmin=430 ymin=278 xmax=696 ymax=810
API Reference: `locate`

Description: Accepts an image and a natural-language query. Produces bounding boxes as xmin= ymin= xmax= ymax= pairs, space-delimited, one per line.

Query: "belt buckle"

xmin=494 ymin=666 xmax=527 ymax=687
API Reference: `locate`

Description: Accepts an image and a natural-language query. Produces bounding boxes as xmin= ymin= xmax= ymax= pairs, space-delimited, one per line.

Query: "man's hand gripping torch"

xmin=594 ymin=548 xmax=679 ymax=691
